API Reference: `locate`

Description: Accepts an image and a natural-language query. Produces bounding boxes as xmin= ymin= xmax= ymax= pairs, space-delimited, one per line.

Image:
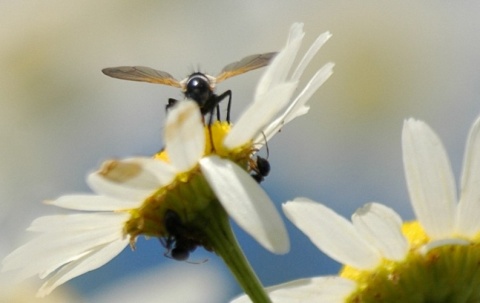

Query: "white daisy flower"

xmin=0 ymin=156 xmax=171 ymax=297
xmin=200 ymin=22 xmax=333 ymax=254
xmin=234 ymin=115 xmax=480 ymax=302
xmin=2 ymin=22 xmax=333 ymax=301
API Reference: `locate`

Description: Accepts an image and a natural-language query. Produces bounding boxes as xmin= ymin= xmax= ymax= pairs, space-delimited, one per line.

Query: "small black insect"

xmin=251 ymin=155 xmax=271 ymax=183
xmin=163 ymin=209 xmax=200 ymax=261
xmin=102 ymin=52 xmax=276 ymax=123
xmin=165 ymin=235 xmax=198 ymax=261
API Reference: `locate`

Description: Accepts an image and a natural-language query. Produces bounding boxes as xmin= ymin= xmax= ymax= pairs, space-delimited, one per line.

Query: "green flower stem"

xmin=201 ymin=203 xmax=272 ymax=303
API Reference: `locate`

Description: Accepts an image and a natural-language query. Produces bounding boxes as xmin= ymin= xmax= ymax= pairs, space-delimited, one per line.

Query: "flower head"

xmin=2 ymin=22 xmax=333 ymax=299
xmin=234 ymin=115 xmax=480 ymax=302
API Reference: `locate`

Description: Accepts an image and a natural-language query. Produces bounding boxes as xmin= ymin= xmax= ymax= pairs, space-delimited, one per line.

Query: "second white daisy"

xmin=234 ymin=115 xmax=480 ymax=302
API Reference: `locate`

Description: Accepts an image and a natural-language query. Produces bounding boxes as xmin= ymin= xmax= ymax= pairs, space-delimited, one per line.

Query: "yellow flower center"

xmin=154 ymin=121 xmax=253 ymax=164
xmin=124 ymin=121 xmax=256 ymax=249
xmin=341 ymin=221 xmax=480 ymax=302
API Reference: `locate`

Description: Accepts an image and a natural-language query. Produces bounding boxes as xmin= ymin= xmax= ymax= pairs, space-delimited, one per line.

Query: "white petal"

xmin=284 ymin=63 xmax=334 ymax=125
xmin=46 ymin=194 xmax=138 ymax=211
xmin=402 ymin=119 xmax=457 ymax=239
xmin=352 ymin=203 xmax=408 ymax=261
xmin=224 ymin=82 xmax=297 ymax=149
xmin=456 ymin=116 xmax=480 ymax=236
xmin=290 ymin=31 xmax=332 ymax=82
xmin=27 ymin=213 xmax=127 ymax=232
xmin=200 ymin=156 xmax=289 ymax=254
xmin=256 ymin=63 xmax=334 ymax=145
xmin=87 ymin=158 xmax=162 ymax=202
xmin=165 ymin=100 xmax=205 ymax=172
xmin=2 ymin=213 xmax=128 ymax=282
xmin=37 ymin=239 xmax=128 ymax=297
xmin=283 ymin=198 xmax=380 ymax=269
xmin=131 ymin=157 xmax=177 ymax=186
xmin=255 ymin=23 xmax=304 ymax=98
xmin=231 ymin=276 xmax=356 ymax=303
xmin=419 ymin=238 xmax=470 ymax=256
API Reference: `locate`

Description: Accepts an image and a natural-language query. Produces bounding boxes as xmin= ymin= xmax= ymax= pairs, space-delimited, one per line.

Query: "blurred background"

xmin=2 ymin=1 xmax=480 ymax=302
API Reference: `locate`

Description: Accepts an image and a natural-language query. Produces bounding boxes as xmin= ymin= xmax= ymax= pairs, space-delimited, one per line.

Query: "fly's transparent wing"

xmin=102 ymin=66 xmax=182 ymax=88
xmin=215 ymin=52 xmax=277 ymax=83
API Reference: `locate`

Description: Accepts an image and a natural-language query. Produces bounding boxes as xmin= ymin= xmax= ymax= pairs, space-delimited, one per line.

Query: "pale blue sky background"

xmin=2 ymin=1 xmax=480 ymax=302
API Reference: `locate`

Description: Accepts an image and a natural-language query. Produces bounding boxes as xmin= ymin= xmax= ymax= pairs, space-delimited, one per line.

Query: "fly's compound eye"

xmin=185 ymin=75 xmax=211 ymax=106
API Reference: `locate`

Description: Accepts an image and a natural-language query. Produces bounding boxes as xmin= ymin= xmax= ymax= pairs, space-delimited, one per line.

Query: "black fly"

xmin=102 ymin=52 xmax=276 ymax=123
